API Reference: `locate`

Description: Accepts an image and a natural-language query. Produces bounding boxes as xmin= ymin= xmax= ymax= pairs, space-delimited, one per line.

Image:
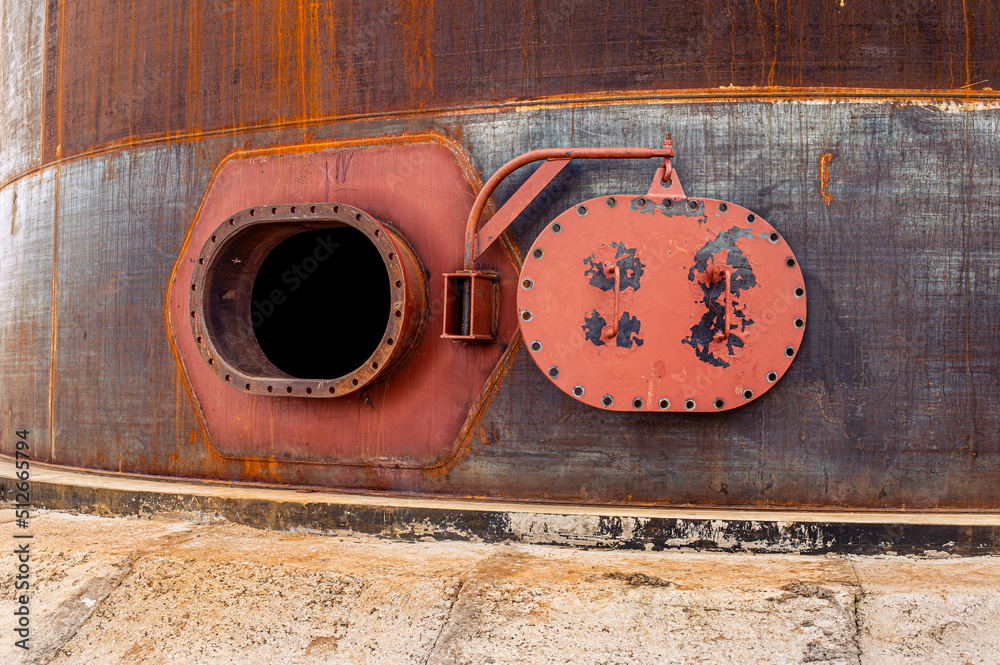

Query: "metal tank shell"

xmin=1 ymin=0 xmax=999 ymax=511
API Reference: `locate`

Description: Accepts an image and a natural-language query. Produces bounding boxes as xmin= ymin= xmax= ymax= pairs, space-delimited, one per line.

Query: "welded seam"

xmin=4 ymin=85 xmax=1000 ymax=194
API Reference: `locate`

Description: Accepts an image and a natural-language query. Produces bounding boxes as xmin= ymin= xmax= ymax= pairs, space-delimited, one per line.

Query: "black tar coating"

xmin=583 ymin=242 xmax=644 ymax=292
xmin=682 ymin=225 xmax=757 ymax=368
xmin=582 ymin=310 xmax=644 ymax=349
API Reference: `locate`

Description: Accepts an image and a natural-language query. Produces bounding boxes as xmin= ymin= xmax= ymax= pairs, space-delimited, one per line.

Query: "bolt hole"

xmin=688 ymin=200 xmax=698 ymax=210
xmin=602 ymin=394 xmax=614 ymax=408
xmin=329 ymin=386 xmax=335 ymax=394
xmin=521 ymin=310 xmax=533 ymax=321
xmin=395 ymin=310 xmax=402 ymax=318
xmin=785 ymin=346 xmax=795 ymax=357
xmin=769 ymin=232 xmax=780 ymax=243
xmin=249 ymin=209 xmax=255 ymax=216
xmin=606 ymin=197 xmax=617 ymax=207
xmin=766 ymin=371 xmax=777 ymax=382
xmin=577 ymin=205 xmax=588 ymax=216
xmin=311 ymin=206 xmax=316 ymax=213
xmin=794 ymin=287 xmax=805 ymax=298
xmin=786 ymin=257 xmax=796 ymax=268
xmin=290 ymin=206 xmax=296 ymax=213
xmin=548 ymin=365 xmax=560 ymax=379
xmin=305 ymin=387 xmax=311 ymax=394
xmin=395 ymin=280 xmax=402 ymax=288
xmin=198 ymin=258 xmax=204 ymax=264
xmin=228 ymin=218 xmax=234 ymax=225
xmin=573 ymin=385 xmax=585 ymax=397
xmin=521 ymin=278 xmax=533 ymax=289
xmin=352 ymin=378 xmax=359 ymax=386
xmin=267 ymin=385 xmax=273 ymax=393
xmin=286 ymin=386 xmax=292 ymax=393
xmin=632 ymin=397 xmax=644 ymax=410
xmin=196 ymin=336 xmax=202 ymax=343
xmin=635 ymin=197 xmax=646 ymax=207
xmin=794 ymin=317 xmax=805 ymax=329
xmin=190 ymin=311 xmax=195 ymax=318
xmin=245 ymin=383 xmax=251 ymax=390
xmin=532 ymin=248 xmax=544 ymax=260
xmin=743 ymin=389 xmax=754 ymax=400
xmin=374 ymin=229 xmax=380 ymax=237
xmin=658 ymin=398 xmax=670 ymax=410
xmin=663 ymin=198 xmax=672 ymax=208
xmin=746 ymin=214 xmax=755 ymax=223
xmin=225 ymin=374 xmax=230 ymax=382
xmin=530 ymin=340 xmax=542 ymax=352
xmin=714 ymin=398 xmax=725 ymax=409
xmin=211 ymin=235 xmax=216 ymax=243
xmin=333 ymin=206 xmax=338 ymax=213
xmin=718 ymin=203 xmax=728 ymax=213
xmin=191 ymin=283 xmax=197 ymax=290
xmin=372 ymin=361 xmax=378 ymax=370
xmin=355 ymin=213 xmax=362 ymax=221
xmin=684 ymin=399 xmax=696 ymax=411
xmin=271 ymin=207 xmax=277 ymax=214
xmin=551 ymin=222 xmax=562 ymax=234
xmin=386 ymin=337 xmax=393 ymax=345
xmin=208 ymin=358 xmax=214 ymax=365
xmin=388 ymin=252 xmax=394 ymax=260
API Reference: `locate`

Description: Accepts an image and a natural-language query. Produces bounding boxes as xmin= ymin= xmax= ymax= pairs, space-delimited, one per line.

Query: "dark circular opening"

xmin=530 ymin=340 xmax=542 ymax=352
xmin=714 ymin=398 xmax=725 ymax=409
xmin=602 ymin=395 xmax=614 ymax=407
xmin=718 ymin=203 xmax=728 ymax=213
xmin=794 ymin=317 xmax=805 ymax=329
xmin=684 ymin=399 xmax=695 ymax=410
xmin=251 ymin=227 xmax=390 ymax=379
xmin=548 ymin=365 xmax=560 ymax=379
xmin=794 ymin=287 xmax=805 ymax=298
xmin=746 ymin=214 xmax=756 ymax=223
xmin=743 ymin=389 xmax=753 ymax=400
xmin=767 ymin=371 xmax=778 ymax=382
xmin=785 ymin=257 xmax=796 ymax=268
xmin=573 ymin=385 xmax=585 ymax=397
xmin=658 ymin=398 xmax=669 ymax=410
xmin=606 ymin=197 xmax=617 ymax=208
xmin=688 ymin=200 xmax=698 ymax=210
xmin=632 ymin=398 xmax=643 ymax=409
xmin=785 ymin=346 xmax=795 ymax=357
xmin=769 ymin=232 xmax=779 ymax=242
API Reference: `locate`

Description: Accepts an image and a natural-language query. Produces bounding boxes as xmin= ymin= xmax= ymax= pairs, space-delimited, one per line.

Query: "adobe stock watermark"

xmin=250 ymin=234 xmax=341 ymax=328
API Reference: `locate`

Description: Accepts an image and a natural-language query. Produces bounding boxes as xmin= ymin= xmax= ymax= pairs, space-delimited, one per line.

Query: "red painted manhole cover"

xmin=517 ymin=195 xmax=806 ymax=412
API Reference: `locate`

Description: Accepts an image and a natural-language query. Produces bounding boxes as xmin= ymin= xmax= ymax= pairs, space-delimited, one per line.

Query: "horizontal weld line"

xmin=3 ymin=86 xmax=998 ymax=192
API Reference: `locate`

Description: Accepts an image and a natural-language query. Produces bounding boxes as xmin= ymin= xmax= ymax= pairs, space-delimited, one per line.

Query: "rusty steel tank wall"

xmin=1 ymin=0 xmax=999 ymax=510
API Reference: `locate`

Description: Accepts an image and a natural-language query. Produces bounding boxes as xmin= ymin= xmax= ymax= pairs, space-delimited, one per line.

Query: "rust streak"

xmin=819 ymin=151 xmax=834 ymax=206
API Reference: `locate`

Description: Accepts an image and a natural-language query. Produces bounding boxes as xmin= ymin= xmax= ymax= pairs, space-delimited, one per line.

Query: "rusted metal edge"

xmin=3 ymin=464 xmax=999 ymax=556
xmin=7 ymin=86 xmax=1000 ymax=194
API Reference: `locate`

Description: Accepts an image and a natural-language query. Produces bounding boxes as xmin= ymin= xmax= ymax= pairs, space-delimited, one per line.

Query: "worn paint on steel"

xmin=1 ymin=2 xmax=999 ymax=510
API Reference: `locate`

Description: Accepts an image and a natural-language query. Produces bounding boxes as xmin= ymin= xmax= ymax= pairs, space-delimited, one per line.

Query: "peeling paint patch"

xmin=583 ymin=242 xmax=644 ymax=292
xmin=682 ymin=227 xmax=757 ymax=367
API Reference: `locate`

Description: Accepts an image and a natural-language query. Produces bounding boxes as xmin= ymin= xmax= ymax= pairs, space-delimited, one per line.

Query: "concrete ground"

xmin=1 ymin=511 xmax=998 ymax=665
